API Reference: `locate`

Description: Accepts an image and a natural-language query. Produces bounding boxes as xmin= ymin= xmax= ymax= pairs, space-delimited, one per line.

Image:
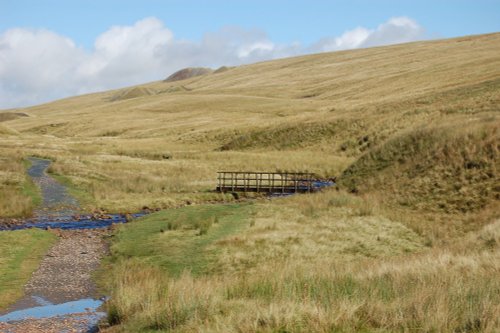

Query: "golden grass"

xmin=0 ymin=34 xmax=497 ymax=215
xmin=212 ymin=192 xmax=424 ymax=275
xmin=0 ymin=150 xmax=38 ymax=217
xmin=102 ymin=193 xmax=499 ymax=332
xmin=336 ymin=118 xmax=500 ymax=249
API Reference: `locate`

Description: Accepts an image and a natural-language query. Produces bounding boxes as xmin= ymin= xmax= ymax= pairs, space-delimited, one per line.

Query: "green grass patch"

xmin=21 ymin=179 xmax=41 ymax=208
xmin=109 ymin=203 xmax=253 ymax=276
xmin=0 ymin=229 xmax=57 ymax=310
xmin=21 ymin=159 xmax=42 ymax=209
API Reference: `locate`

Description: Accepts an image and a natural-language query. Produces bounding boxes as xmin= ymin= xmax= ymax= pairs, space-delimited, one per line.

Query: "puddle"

xmin=0 ymin=297 xmax=105 ymax=322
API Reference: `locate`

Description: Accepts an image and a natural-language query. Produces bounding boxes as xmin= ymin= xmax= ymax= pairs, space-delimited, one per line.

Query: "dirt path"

xmin=15 ymin=229 xmax=108 ymax=307
xmin=28 ymin=157 xmax=79 ymax=216
xmin=0 ymin=159 xmax=109 ymax=332
xmin=0 ymin=230 xmax=108 ymax=332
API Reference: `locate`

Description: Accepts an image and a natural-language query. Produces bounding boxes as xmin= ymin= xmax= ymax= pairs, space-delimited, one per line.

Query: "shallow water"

xmin=0 ymin=212 xmax=146 ymax=231
xmin=0 ymin=157 xmax=148 ymax=231
xmin=0 ymin=297 xmax=105 ymax=322
xmin=0 ymin=158 xmax=134 ymax=331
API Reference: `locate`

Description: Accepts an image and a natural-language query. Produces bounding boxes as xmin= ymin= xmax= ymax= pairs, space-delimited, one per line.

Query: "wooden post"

xmin=307 ymin=173 xmax=312 ymax=193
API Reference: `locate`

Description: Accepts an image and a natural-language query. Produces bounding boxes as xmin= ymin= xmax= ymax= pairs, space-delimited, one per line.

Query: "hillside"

xmin=1 ymin=33 xmax=498 ymax=216
xmin=1 ymin=33 xmax=499 ymax=332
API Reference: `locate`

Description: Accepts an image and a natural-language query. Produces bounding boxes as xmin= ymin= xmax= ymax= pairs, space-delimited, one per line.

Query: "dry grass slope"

xmin=1 ymin=33 xmax=497 ymax=216
xmin=341 ymin=120 xmax=499 ymax=214
xmin=0 ymin=33 xmax=499 ymax=332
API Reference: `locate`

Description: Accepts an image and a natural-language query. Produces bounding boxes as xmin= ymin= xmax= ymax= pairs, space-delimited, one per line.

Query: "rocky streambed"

xmin=0 ymin=229 xmax=108 ymax=332
xmin=0 ymin=158 xmax=143 ymax=332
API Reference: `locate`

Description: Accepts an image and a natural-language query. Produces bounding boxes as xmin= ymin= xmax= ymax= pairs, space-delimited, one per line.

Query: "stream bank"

xmin=0 ymin=158 xmax=118 ymax=332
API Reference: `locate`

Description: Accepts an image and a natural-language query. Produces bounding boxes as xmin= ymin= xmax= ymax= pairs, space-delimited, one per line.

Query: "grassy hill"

xmin=1 ymin=33 xmax=498 ymax=216
xmin=0 ymin=33 xmax=499 ymax=331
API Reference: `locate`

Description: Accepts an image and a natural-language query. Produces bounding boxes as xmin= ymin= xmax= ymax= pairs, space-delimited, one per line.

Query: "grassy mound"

xmin=220 ymin=119 xmax=365 ymax=151
xmin=341 ymin=119 xmax=499 ymax=214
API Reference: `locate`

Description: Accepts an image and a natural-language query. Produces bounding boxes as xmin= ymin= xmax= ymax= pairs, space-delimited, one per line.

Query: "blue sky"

xmin=2 ymin=0 xmax=499 ymax=48
xmin=1 ymin=0 xmax=499 ymax=108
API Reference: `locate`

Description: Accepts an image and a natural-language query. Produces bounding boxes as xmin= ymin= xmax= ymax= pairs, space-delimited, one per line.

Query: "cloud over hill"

xmin=0 ymin=16 xmax=426 ymax=108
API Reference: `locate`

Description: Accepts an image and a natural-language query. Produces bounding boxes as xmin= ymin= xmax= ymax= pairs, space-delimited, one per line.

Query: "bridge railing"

xmin=216 ymin=171 xmax=315 ymax=193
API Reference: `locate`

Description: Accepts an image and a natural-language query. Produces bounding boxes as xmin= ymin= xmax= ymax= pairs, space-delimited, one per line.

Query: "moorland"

xmin=0 ymin=33 xmax=499 ymax=332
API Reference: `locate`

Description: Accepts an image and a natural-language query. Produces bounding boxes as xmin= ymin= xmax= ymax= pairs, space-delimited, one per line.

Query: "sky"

xmin=0 ymin=0 xmax=499 ymax=109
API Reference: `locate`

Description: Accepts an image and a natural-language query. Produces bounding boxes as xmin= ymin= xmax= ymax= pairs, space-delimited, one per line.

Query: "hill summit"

xmin=164 ymin=67 xmax=213 ymax=82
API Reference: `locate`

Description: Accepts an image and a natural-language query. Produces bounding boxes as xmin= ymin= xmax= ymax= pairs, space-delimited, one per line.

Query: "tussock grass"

xmin=105 ymin=260 xmax=220 ymax=331
xmin=213 ymin=191 xmax=422 ymax=273
xmin=219 ymin=119 xmax=365 ymax=151
xmin=0 ymin=151 xmax=40 ymax=217
xmin=102 ymin=199 xmax=499 ymax=332
xmin=0 ymin=124 xmax=19 ymax=136
xmin=341 ymin=120 xmax=499 ymax=215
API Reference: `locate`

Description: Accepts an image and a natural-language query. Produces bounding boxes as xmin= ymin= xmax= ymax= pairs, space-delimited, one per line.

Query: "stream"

xmin=0 ymin=157 xmax=143 ymax=332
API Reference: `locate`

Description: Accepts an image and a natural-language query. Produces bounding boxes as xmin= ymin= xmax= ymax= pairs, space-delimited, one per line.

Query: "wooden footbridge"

xmin=216 ymin=171 xmax=334 ymax=194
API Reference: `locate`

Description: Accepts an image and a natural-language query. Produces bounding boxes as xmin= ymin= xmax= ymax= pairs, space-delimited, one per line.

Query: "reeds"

xmin=104 ymin=243 xmax=499 ymax=332
xmin=0 ymin=151 xmax=37 ymax=217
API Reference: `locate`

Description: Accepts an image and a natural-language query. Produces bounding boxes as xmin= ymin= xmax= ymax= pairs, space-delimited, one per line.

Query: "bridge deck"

xmin=216 ymin=171 xmax=316 ymax=194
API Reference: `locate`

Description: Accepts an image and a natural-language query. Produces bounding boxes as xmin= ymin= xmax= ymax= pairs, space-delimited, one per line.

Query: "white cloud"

xmin=0 ymin=16 xmax=426 ymax=108
xmin=76 ymin=17 xmax=173 ymax=94
xmin=313 ymin=27 xmax=372 ymax=52
xmin=0 ymin=28 xmax=85 ymax=107
xmin=238 ymin=41 xmax=275 ymax=59
xmin=362 ymin=17 xmax=425 ymax=48
xmin=311 ymin=16 xmax=425 ymax=52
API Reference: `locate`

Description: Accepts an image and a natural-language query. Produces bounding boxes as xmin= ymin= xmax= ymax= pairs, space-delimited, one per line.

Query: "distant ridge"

xmin=0 ymin=112 xmax=29 ymax=122
xmin=164 ymin=67 xmax=213 ymax=82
